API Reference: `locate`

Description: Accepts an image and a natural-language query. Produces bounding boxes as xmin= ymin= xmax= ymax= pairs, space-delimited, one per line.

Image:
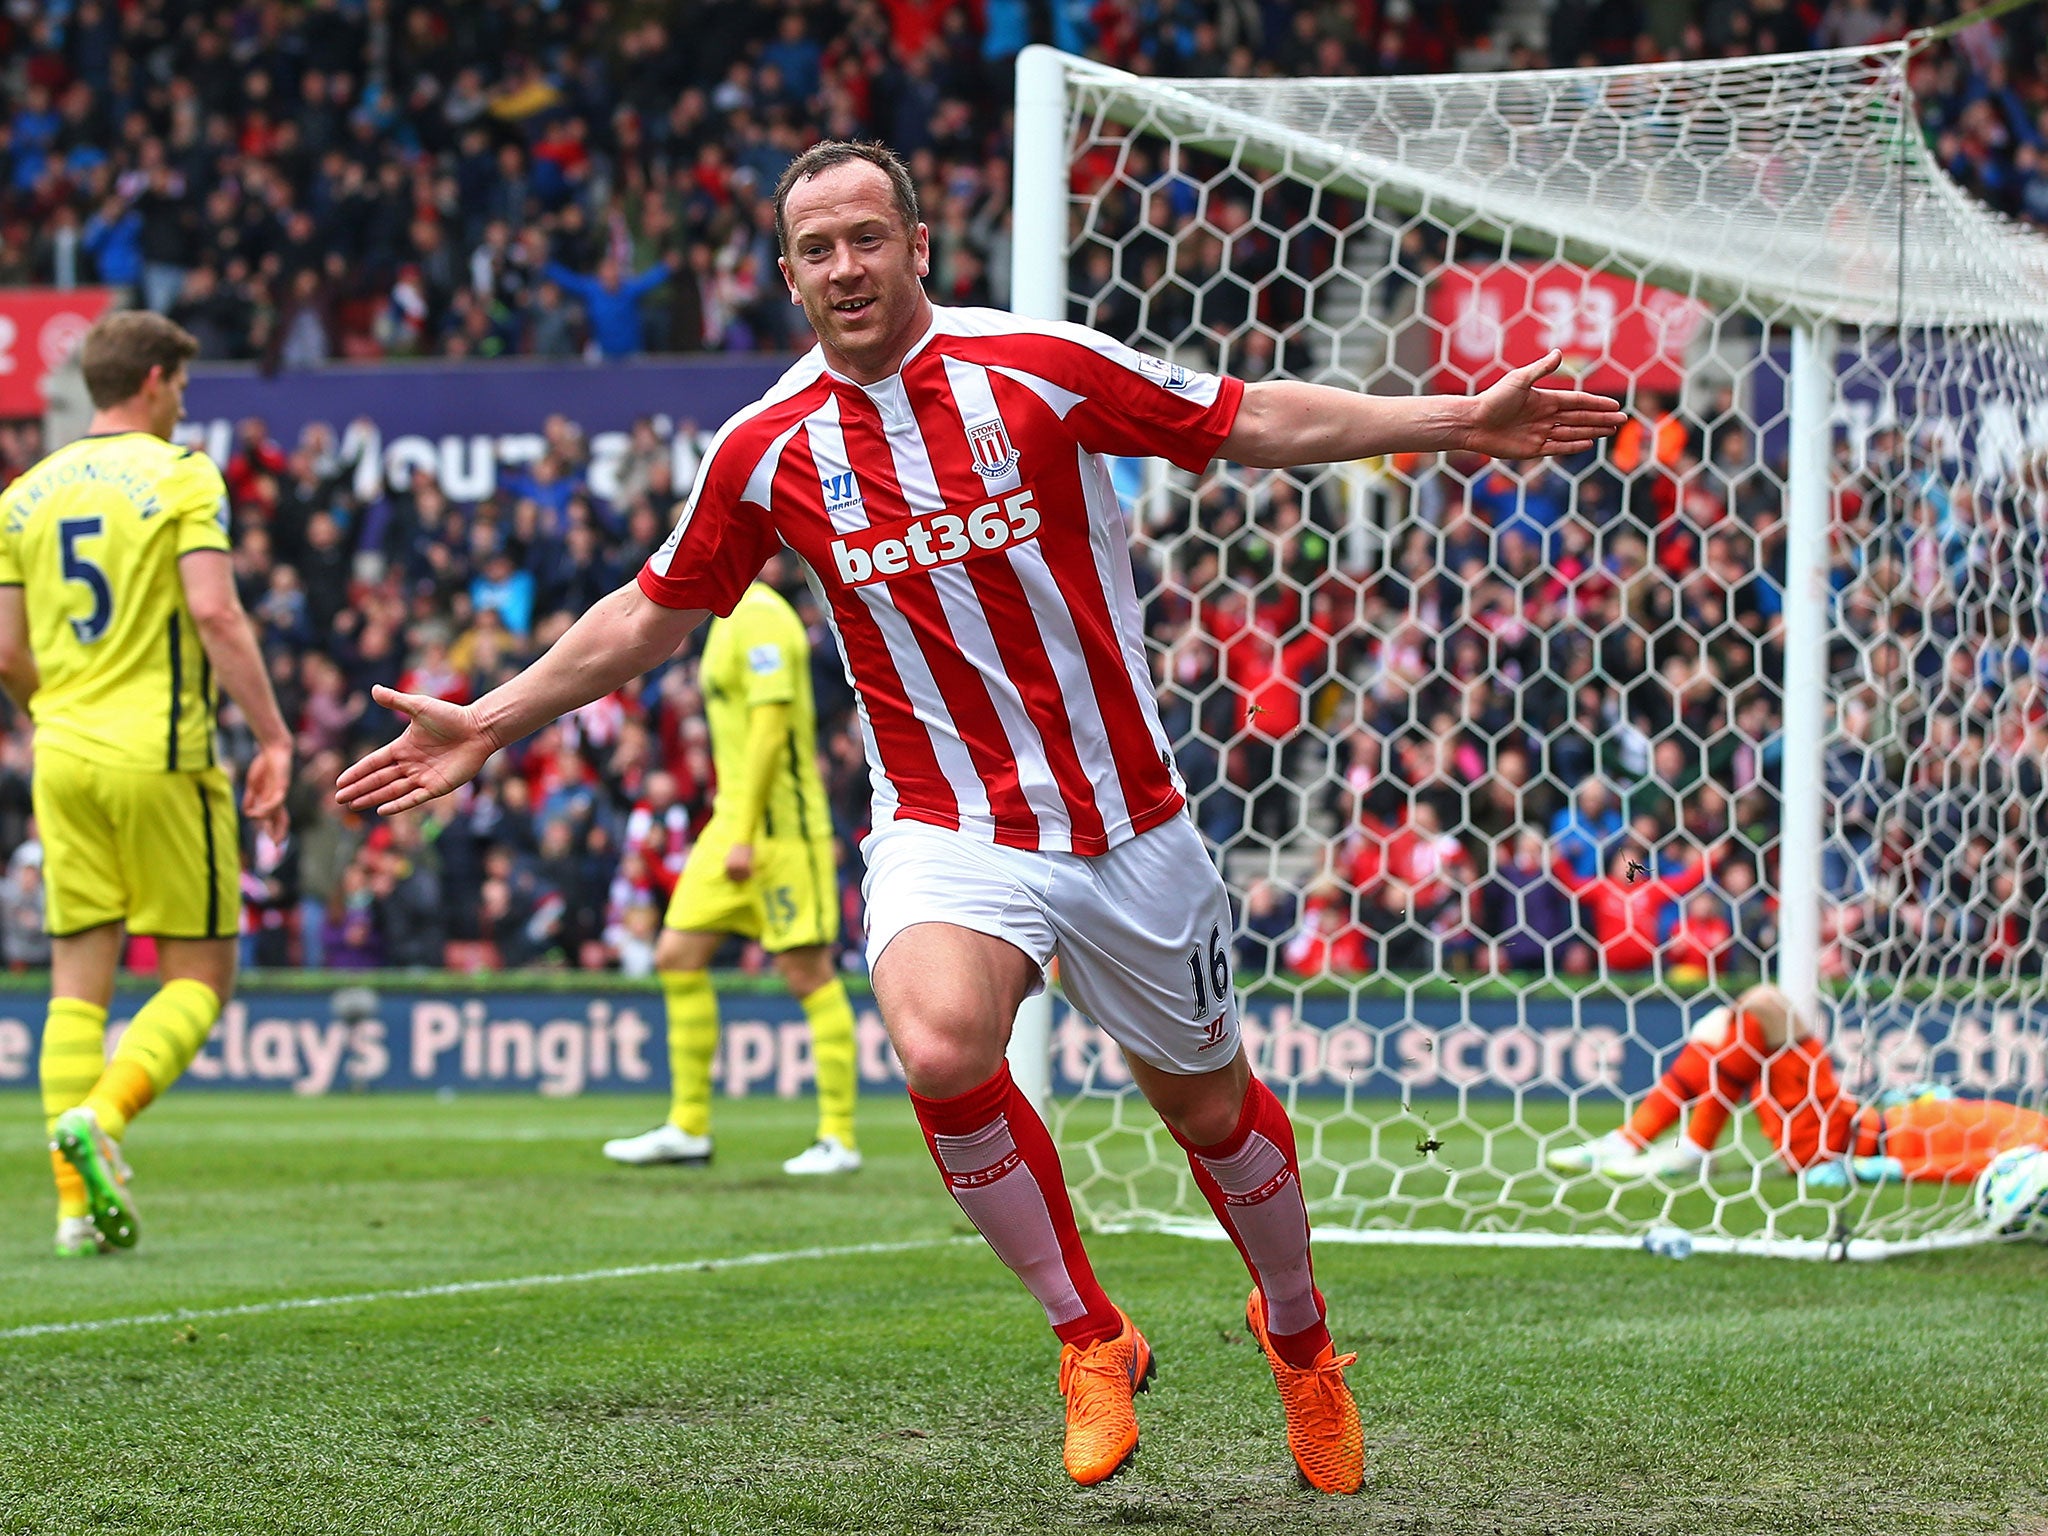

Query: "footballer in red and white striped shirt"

xmin=637 ymin=305 xmax=1240 ymax=855
xmin=338 ymin=140 xmax=1624 ymax=1495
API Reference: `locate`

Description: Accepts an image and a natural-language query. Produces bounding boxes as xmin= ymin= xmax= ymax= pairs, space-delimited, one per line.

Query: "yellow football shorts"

xmin=663 ymin=830 xmax=839 ymax=953
xmin=33 ymin=745 xmax=240 ymax=939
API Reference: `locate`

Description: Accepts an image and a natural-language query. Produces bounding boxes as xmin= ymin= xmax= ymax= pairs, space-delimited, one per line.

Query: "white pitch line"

xmin=0 ymin=1235 xmax=978 ymax=1342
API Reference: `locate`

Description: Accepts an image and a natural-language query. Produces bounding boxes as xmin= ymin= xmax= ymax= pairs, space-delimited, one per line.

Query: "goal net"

xmin=1011 ymin=43 xmax=2048 ymax=1259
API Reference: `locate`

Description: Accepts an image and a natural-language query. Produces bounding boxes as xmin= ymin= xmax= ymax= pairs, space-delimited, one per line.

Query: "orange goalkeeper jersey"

xmin=1748 ymin=1032 xmax=2046 ymax=1179
xmin=1873 ymin=1097 xmax=2047 ymax=1183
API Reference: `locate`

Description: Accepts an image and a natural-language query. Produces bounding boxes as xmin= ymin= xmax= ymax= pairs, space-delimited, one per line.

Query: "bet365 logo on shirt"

xmin=831 ymin=489 xmax=1041 ymax=586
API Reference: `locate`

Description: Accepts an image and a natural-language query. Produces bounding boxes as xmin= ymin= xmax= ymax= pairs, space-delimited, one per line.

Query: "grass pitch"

xmin=2 ymin=1091 xmax=2044 ymax=1536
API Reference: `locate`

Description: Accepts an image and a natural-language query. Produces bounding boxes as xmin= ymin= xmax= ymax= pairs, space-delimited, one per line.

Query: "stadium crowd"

xmin=6 ymin=0 xmax=2047 ymax=360
xmin=0 ymin=0 xmax=2042 ymax=983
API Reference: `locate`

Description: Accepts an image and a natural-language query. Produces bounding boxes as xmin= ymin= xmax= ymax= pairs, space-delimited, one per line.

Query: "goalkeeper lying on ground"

xmin=1548 ymin=983 xmax=2046 ymax=1187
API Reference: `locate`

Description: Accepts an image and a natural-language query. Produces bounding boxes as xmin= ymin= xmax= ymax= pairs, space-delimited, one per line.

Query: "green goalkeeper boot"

xmin=1804 ymin=1155 xmax=1906 ymax=1191
xmin=51 ymin=1107 xmax=139 ymax=1250
xmin=54 ymin=1214 xmax=107 ymax=1258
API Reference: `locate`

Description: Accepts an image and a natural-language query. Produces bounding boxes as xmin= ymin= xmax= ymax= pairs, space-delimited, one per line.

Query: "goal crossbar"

xmin=1055 ymin=45 xmax=2048 ymax=325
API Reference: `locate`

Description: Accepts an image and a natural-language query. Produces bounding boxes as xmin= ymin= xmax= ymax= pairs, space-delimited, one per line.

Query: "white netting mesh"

xmin=1035 ymin=45 xmax=2048 ymax=1256
xmin=1058 ymin=47 xmax=2048 ymax=325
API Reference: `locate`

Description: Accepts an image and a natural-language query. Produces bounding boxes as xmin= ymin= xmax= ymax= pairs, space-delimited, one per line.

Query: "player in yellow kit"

xmin=0 ymin=312 xmax=293 ymax=1256
xmin=603 ymin=566 xmax=860 ymax=1174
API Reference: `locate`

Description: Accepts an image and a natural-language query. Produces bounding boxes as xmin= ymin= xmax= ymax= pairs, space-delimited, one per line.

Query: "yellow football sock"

xmin=663 ymin=969 xmax=718 ymax=1138
xmin=49 ymin=1148 xmax=88 ymax=1219
xmin=85 ymin=979 xmax=220 ymax=1141
xmin=40 ymin=997 xmax=108 ymax=1219
xmin=802 ymin=977 xmax=858 ymax=1150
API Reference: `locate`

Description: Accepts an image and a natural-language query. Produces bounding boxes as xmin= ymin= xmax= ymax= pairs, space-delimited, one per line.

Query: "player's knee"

xmin=1136 ymin=1050 xmax=1251 ymax=1147
xmin=157 ymin=939 xmax=237 ymax=1001
xmin=1688 ymin=1005 xmax=1733 ymax=1046
xmin=654 ymin=929 xmax=698 ymax=973
xmin=775 ymin=947 xmax=836 ymax=998
xmin=1159 ymin=1086 xmax=1243 ymax=1148
xmin=891 ymin=1022 xmax=1004 ymax=1099
xmin=1733 ymin=984 xmax=1799 ymax=1049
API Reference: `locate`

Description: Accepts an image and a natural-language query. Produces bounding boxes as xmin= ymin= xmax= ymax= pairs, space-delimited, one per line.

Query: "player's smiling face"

xmin=779 ymin=161 xmax=932 ymax=385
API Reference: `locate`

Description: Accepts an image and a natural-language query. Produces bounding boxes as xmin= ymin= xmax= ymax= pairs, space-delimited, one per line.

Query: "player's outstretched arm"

xmin=336 ymin=581 xmax=707 ymax=816
xmin=181 ymin=550 xmax=294 ymax=839
xmin=1218 ymin=350 xmax=1626 ymax=469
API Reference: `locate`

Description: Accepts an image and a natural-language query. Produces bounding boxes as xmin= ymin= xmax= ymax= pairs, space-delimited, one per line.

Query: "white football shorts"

xmin=860 ymin=812 xmax=1242 ymax=1074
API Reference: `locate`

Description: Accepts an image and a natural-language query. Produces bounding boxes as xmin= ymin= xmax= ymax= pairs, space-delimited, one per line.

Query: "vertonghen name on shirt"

xmin=829 ymin=488 xmax=1041 ymax=587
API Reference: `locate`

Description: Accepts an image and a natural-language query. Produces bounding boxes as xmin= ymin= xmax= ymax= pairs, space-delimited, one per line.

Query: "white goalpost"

xmin=1007 ymin=41 xmax=2048 ymax=1259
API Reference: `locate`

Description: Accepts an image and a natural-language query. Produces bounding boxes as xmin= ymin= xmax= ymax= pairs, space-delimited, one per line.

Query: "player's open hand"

xmin=1464 ymin=351 xmax=1627 ymax=460
xmin=335 ymin=686 xmax=496 ymax=816
xmin=243 ymin=739 xmax=293 ymax=842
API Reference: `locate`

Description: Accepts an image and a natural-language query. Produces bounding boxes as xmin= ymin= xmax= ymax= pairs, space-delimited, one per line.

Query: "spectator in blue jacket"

xmin=83 ymin=195 xmax=144 ymax=289
xmin=8 ymin=85 xmax=59 ymax=194
xmin=1548 ymin=779 xmax=1625 ymax=882
xmin=471 ymin=550 xmax=537 ymax=638
xmin=542 ymin=252 xmax=680 ymax=359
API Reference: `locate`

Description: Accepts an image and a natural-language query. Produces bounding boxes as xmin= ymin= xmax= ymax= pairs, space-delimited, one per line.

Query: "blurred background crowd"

xmin=6 ymin=0 xmax=2045 ymax=363
xmin=0 ymin=0 xmax=2041 ymax=985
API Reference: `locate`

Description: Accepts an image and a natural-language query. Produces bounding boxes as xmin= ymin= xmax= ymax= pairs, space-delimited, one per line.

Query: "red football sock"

xmin=1624 ymin=1041 xmax=1711 ymax=1147
xmin=1625 ymin=1011 xmax=1769 ymax=1147
xmin=1170 ymin=1076 xmax=1330 ymax=1369
xmin=909 ymin=1062 xmax=1122 ymax=1350
xmin=1682 ymin=1094 xmax=1734 ymax=1153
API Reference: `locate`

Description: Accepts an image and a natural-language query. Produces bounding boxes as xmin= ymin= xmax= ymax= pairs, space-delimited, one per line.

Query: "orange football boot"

xmin=1246 ymin=1288 xmax=1363 ymax=1494
xmin=1056 ymin=1307 xmax=1155 ymax=1485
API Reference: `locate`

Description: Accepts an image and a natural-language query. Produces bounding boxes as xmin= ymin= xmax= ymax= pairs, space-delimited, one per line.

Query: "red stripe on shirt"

xmin=984 ymin=365 xmax=1188 ymax=837
xmin=638 ymin=378 xmax=831 ymax=616
xmin=832 ymin=395 xmax=1041 ymax=844
xmin=777 ymin=421 xmax=960 ymax=831
xmin=940 ymin=328 xmax=1244 ymax=473
xmin=905 ymin=362 xmax=1110 ymax=852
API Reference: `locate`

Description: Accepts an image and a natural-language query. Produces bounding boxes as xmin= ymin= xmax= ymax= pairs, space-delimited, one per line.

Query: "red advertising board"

xmin=0 ymin=288 xmax=116 ymax=418
xmin=1428 ymin=263 xmax=1707 ymax=397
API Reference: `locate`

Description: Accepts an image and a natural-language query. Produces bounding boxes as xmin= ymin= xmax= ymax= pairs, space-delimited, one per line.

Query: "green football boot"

xmin=54 ymin=1214 xmax=106 ymax=1258
xmin=51 ymin=1107 xmax=139 ymax=1249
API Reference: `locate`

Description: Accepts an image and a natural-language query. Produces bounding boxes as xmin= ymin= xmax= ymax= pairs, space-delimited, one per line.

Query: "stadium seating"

xmin=0 ymin=0 xmax=2040 ymax=979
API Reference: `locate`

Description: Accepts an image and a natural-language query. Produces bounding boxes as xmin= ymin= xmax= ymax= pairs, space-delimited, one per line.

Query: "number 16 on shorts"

xmin=1188 ymin=923 xmax=1232 ymax=1049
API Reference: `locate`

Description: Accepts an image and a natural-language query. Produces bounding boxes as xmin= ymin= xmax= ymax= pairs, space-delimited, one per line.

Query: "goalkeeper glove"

xmin=1804 ymin=1155 xmax=1907 ymax=1190
xmin=1872 ymin=1082 xmax=1957 ymax=1112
